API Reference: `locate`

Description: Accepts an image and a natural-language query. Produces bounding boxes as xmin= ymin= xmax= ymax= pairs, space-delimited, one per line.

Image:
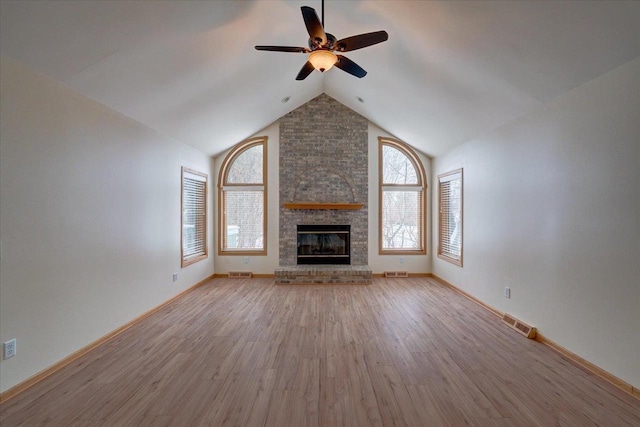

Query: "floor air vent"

xmin=502 ymin=313 xmax=536 ymax=339
xmin=228 ymin=271 xmax=252 ymax=278
xmin=384 ymin=271 xmax=409 ymax=278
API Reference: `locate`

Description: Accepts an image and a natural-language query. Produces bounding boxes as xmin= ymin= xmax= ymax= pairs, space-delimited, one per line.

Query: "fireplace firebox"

xmin=297 ymin=225 xmax=350 ymax=265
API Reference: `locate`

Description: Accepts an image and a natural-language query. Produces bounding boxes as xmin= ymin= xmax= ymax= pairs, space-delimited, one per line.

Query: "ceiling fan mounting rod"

xmin=321 ymin=0 xmax=324 ymax=28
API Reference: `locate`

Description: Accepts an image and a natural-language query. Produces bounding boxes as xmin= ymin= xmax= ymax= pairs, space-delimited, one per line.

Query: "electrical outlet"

xmin=3 ymin=339 xmax=16 ymax=359
xmin=172 ymin=273 xmax=178 ymax=282
xmin=244 ymin=256 xmax=249 ymax=264
xmin=399 ymin=257 xmax=404 ymax=264
xmin=504 ymin=287 xmax=511 ymax=299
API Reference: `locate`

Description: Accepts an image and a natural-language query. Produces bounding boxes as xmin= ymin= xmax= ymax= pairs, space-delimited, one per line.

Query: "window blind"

xmin=438 ymin=170 xmax=463 ymax=264
xmin=182 ymin=168 xmax=207 ymax=265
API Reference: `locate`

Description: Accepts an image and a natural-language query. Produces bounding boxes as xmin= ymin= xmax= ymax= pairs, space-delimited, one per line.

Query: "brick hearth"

xmin=275 ymin=265 xmax=372 ymax=285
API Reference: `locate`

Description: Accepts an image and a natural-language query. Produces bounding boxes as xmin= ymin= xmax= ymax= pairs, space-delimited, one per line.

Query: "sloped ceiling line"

xmin=1 ymin=0 xmax=639 ymax=157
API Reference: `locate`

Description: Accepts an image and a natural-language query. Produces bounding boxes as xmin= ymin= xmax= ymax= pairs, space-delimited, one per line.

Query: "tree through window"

xmin=218 ymin=137 xmax=267 ymax=255
xmin=379 ymin=137 xmax=426 ymax=254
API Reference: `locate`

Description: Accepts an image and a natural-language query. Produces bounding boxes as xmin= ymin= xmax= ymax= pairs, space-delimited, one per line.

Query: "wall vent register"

xmin=502 ymin=313 xmax=536 ymax=339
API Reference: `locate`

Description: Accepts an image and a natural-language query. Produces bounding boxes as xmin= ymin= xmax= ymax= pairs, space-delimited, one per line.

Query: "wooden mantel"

xmin=283 ymin=202 xmax=364 ymax=210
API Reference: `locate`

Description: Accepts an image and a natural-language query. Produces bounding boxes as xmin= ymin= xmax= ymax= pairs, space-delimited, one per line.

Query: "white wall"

xmin=432 ymin=57 xmax=640 ymax=388
xmin=368 ymin=123 xmax=432 ymax=274
xmin=0 ymin=57 xmax=215 ymax=393
xmin=213 ymin=122 xmax=280 ymax=274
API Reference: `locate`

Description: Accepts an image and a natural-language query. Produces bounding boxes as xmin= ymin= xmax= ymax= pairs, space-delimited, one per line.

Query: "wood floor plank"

xmin=243 ymin=368 xmax=277 ymax=427
xmin=369 ymin=365 xmax=421 ymax=427
xmin=1 ymin=277 xmax=639 ymax=427
xmin=162 ymin=378 xmax=226 ymax=426
xmin=322 ymin=376 xmax=359 ymax=427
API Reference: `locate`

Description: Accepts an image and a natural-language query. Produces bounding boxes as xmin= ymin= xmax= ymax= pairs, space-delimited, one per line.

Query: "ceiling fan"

xmin=255 ymin=0 xmax=388 ymax=80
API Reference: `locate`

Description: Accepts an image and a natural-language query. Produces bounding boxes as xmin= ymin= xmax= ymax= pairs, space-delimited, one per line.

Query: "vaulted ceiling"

xmin=2 ymin=1 xmax=639 ymax=157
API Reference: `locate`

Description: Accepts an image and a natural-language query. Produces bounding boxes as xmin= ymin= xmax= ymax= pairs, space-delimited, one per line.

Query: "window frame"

xmin=437 ymin=168 xmax=463 ymax=266
xmin=378 ymin=137 xmax=427 ymax=255
xmin=181 ymin=167 xmax=208 ymax=267
xmin=218 ymin=136 xmax=268 ymax=256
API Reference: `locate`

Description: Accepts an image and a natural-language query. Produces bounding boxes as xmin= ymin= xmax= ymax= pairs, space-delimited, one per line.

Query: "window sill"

xmin=437 ymin=253 xmax=463 ymax=267
xmin=182 ymin=254 xmax=208 ymax=267
xmin=218 ymin=250 xmax=268 ymax=256
xmin=380 ymin=249 xmax=427 ymax=256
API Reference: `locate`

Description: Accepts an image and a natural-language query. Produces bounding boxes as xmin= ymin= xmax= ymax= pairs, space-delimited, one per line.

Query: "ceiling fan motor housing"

xmin=309 ymin=33 xmax=336 ymax=51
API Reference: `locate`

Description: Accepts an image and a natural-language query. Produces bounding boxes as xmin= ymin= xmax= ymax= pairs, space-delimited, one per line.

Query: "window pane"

xmin=223 ymin=190 xmax=264 ymax=250
xmin=381 ymin=190 xmax=421 ymax=250
xmin=382 ymin=145 xmax=418 ymax=185
xmin=227 ymin=145 xmax=263 ymax=184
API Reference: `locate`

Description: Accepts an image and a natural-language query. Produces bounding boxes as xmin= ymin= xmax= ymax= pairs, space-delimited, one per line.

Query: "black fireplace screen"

xmin=297 ymin=224 xmax=350 ymax=265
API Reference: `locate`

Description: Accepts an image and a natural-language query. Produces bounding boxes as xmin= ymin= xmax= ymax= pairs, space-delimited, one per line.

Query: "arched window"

xmin=379 ymin=137 xmax=426 ymax=254
xmin=218 ymin=137 xmax=267 ymax=255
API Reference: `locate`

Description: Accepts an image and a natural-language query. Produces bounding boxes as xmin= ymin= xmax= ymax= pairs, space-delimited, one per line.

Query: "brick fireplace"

xmin=279 ymin=94 xmax=368 ymax=266
xmin=277 ymin=94 xmax=371 ymax=283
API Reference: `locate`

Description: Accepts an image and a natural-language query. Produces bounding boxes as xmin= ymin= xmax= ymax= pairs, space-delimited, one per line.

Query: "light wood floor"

xmin=1 ymin=277 xmax=638 ymax=426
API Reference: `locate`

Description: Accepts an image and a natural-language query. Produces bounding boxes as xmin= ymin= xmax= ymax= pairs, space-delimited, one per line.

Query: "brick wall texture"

xmin=279 ymin=94 xmax=368 ymax=265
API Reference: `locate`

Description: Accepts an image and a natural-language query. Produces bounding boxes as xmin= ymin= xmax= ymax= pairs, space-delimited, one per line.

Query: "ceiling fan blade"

xmin=301 ymin=6 xmax=327 ymax=46
xmin=255 ymin=46 xmax=309 ymax=53
xmin=296 ymin=61 xmax=315 ymax=81
xmin=335 ymin=30 xmax=388 ymax=52
xmin=335 ymin=55 xmax=367 ymax=78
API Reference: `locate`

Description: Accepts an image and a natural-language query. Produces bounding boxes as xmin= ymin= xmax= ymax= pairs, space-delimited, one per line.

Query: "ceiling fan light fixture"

xmin=308 ymin=50 xmax=337 ymax=72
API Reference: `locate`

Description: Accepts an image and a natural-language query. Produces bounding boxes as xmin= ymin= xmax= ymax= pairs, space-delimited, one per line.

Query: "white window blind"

xmin=182 ymin=168 xmax=207 ymax=266
xmin=438 ymin=169 xmax=463 ymax=265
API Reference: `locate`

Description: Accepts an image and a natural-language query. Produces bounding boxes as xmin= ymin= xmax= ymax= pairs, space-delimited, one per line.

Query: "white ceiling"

xmin=2 ymin=1 xmax=639 ymax=157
